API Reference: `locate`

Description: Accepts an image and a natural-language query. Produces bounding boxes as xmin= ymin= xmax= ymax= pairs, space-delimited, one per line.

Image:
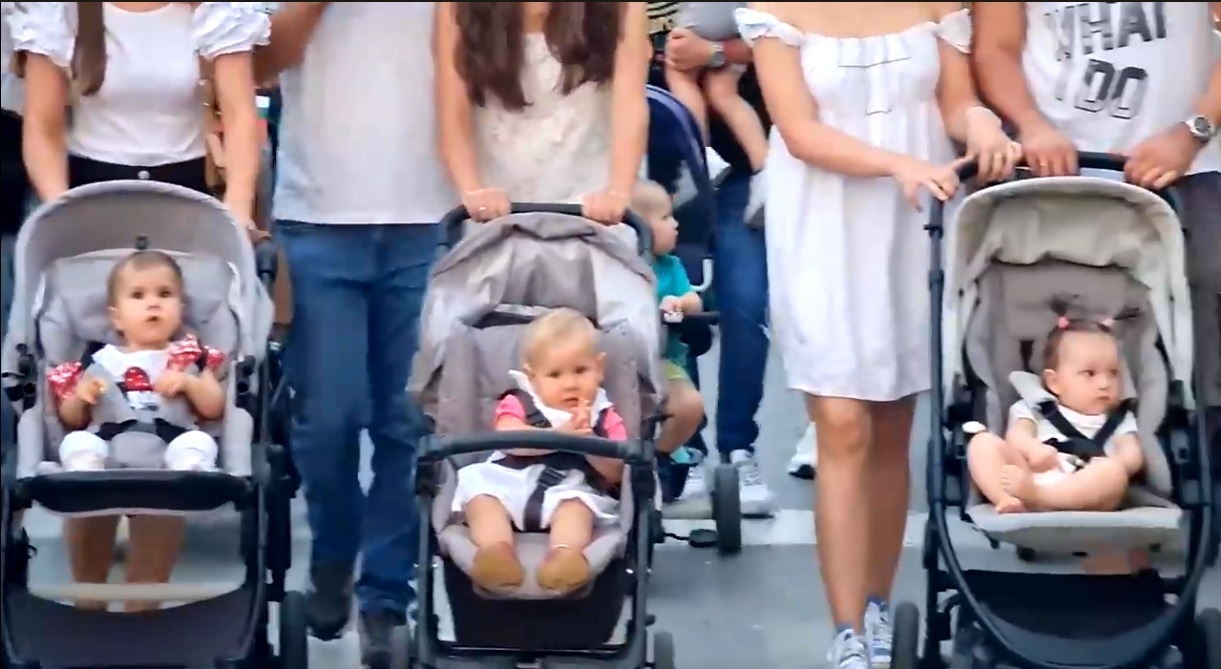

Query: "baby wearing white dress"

xmin=48 ymin=251 xmax=228 ymax=472
xmin=967 ymin=315 xmax=1145 ymax=514
xmin=452 ymin=308 xmax=626 ymax=594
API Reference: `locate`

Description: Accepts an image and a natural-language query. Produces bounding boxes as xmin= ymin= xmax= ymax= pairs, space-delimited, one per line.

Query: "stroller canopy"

xmin=410 ymin=212 xmax=662 ymax=422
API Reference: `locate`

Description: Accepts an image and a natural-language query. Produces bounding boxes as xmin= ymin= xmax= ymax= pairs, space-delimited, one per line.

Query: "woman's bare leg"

xmin=808 ymin=395 xmax=872 ymax=633
xmin=664 ymin=64 xmax=711 ymax=139
xmin=704 ymin=68 xmax=769 ymax=170
xmin=658 ymin=378 xmax=704 ymax=454
xmin=966 ymin=432 xmax=1031 ymax=513
xmin=538 ymin=499 xmax=594 ymax=593
xmin=465 ymin=494 xmax=523 ymax=589
xmin=123 ymin=515 xmax=186 ymax=612
xmin=1002 ymin=457 xmax=1129 ymax=511
xmin=863 ymin=397 xmax=914 ymax=605
xmin=63 ymin=515 xmax=119 ymax=610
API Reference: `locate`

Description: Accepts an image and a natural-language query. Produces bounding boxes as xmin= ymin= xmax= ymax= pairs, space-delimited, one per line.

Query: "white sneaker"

xmin=864 ymin=602 xmax=893 ymax=668
xmin=62 ymin=452 xmax=105 ymax=471
xmin=705 ymin=147 xmax=731 ymax=185
xmin=827 ymin=629 xmax=870 ymax=669
xmin=729 ymin=449 xmax=776 ymax=518
xmin=662 ymin=462 xmax=711 ymax=519
xmin=787 ymin=423 xmax=817 ymax=480
xmin=745 ymin=168 xmax=766 ymax=227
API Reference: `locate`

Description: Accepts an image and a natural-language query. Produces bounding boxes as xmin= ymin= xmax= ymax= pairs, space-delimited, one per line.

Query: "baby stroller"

xmin=0 ymin=182 xmax=306 ymax=669
xmin=406 ymin=204 xmax=680 ymax=669
xmin=891 ymin=153 xmax=1219 ymax=669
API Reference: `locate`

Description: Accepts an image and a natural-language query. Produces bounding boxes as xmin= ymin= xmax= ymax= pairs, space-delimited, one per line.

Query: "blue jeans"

xmin=713 ymin=171 xmax=769 ymax=456
xmin=0 ymin=232 xmax=14 ymax=339
xmin=278 ymin=221 xmax=438 ymax=617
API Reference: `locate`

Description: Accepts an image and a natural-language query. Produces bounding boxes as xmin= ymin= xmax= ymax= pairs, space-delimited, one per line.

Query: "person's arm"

xmin=971 ymin=2 xmax=1048 ymax=134
xmin=1110 ymin=434 xmax=1144 ymax=477
xmin=605 ymin=2 xmax=651 ymax=196
xmin=433 ymin=2 xmax=484 ymax=195
xmin=748 ymin=3 xmax=903 ymax=176
xmin=212 ymin=52 xmax=261 ymax=223
xmin=721 ymin=37 xmax=753 ymax=65
xmin=930 ymin=2 xmax=985 ymax=144
xmin=21 ymin=53 xmax=71 ymax=201
xmin=252 ymin=2 xmax=329 ymax=82
xmin=1192 ymin=3 xmax=1221 ymax=126
xmin=183 ymin=369 xmax=226 ymax=421
xmin=1003 ymin=417 xmax=1045 ymax=455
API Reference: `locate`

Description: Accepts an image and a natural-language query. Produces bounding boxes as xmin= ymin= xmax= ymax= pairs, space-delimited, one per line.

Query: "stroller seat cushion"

xmin=438 ymin=524 xmax=623 ymax=599
xmin=968 ymin=499 xmax=1183 ymax=553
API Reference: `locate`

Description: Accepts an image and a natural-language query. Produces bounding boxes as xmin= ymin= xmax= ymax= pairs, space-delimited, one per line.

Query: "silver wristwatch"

xmin=708 ymin=42 xmax=726 ymax=69
xmin=1184 ymin=114 xmax=1217 ymax=143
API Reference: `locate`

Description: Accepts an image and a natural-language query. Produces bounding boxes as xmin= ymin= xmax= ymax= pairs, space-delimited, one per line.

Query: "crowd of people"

xmin=0 ymin=3 xmax=1217 ymax=669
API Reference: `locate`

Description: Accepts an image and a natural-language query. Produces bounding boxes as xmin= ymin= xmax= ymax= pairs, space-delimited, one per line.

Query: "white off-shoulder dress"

xmin=10 ymin=1 xmax=269 ymax=167
xmin=735 ymin=8 xmax=970 ymax=401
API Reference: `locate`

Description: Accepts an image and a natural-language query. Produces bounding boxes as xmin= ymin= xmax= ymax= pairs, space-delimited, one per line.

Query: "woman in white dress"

xmin=737 ymin=3 xmax=1020 ymax=667
xmin=434 ymin=2 xmax=650 ymax=225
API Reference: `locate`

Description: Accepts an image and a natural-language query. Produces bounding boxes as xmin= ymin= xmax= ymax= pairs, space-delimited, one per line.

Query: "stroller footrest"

xmin=31 ymin=581 xmax=238 ymax=603
xmin=19 ymin=470 xmax=251 ymax=514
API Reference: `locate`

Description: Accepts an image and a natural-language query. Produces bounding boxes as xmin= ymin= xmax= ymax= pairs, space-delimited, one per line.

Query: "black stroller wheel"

xmin=711 ymin=464 xmax=742 ymax=555
xmin=652 ymin=630 xmax=676 ymax=669
xmin=1192 ymin=608 xmax=1221 ymax=669
xmin=890 ymin=601 xmax=921 ymax=669
xmin=278 ymin=591 xmax=309 ymax=669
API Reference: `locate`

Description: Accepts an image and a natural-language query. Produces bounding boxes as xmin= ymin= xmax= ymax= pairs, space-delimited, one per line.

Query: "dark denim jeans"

xmin=713 ymin=171 xmax=769 ymax=456
xmin=278 ymin=221 xmax=438 ymax=617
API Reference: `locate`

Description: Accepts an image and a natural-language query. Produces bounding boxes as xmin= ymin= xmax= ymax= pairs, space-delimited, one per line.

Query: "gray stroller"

xmin=0 ymin=181 xmax=306 ymax=669
xmin=407 ymin=204 xmax=680 ymax=669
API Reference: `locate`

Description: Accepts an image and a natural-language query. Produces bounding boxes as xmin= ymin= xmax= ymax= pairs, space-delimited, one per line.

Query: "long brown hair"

xmin=71 ymin=2 xmax=107 ymax=96
xmin=453 ymin=2 xmax=625 ymax=111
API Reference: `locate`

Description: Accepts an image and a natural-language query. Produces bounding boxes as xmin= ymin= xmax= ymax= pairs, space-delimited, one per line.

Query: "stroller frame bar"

xmin=920 ymin=152 xmax=1215 ymax=669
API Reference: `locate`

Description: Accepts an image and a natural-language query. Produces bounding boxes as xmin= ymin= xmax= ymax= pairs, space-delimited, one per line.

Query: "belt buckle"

xmin=537 ymin=467 xmax=568 ymax=487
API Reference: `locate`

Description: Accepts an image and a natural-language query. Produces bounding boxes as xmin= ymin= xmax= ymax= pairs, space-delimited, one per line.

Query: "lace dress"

xmin=473 ymin=34 xmax=613 ymax=203
xmin=735 ymin=8 xmax=970 ymax=401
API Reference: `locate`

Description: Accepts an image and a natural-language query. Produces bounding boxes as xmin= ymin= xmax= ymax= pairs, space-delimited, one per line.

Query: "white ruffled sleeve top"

xmin=11 ymin=2 xmax=269 ymax=167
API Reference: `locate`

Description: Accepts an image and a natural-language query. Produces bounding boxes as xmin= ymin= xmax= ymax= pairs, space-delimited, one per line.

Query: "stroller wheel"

xmin=1192 ymin=608 xmax=1221 ymax=669
xmin=652 ymin=630 xmax=677 ymax=669
xmin=711 ymin=464 xmax=742 ymax=555
xmin=890 ymin=601 xmax=921 ymax=669
xmin=278 ymin=591 xmax=309 ymax=669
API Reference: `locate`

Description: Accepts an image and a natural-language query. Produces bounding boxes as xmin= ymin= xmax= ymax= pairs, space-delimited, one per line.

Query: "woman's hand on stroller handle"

xmin=419 ymin=431 xmax=647 ymax=465
xmin=951 ymin=151 xmax=1132 ymax=184
xmin=437 ymin=202 xmax=654 ymax=259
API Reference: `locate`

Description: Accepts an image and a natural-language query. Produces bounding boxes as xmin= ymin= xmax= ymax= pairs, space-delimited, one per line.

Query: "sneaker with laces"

xmin=662 ymin=461 xmax=711 ymax=519
xmin=359 ymin=608 xmax=406 ymax=669
xmin=306 ymin=563 xmax=354 ymax=640
xmin=787 ymin=423 xmax=818 ymax=480
xmin=864 ymin=601 xmax=894 ymax=668
xmin=827 ymin=628 xmax=870 ymax=669
xmin=729 ymin=449 xmax=776 ymax=518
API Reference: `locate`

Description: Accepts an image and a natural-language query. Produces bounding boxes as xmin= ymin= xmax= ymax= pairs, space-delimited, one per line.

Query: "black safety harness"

xmin=495 ymin=389 xmax=619 ymax=531
xmin=1034 ymin=396 xmax=1135 ymax=469
xmin=77 ymin=340 xmax=210 ymax=445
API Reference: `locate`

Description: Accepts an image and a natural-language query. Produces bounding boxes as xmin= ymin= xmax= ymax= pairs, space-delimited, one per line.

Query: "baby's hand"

xmin=1027 ymin=442 xmax=1062 ymax=471
xmin=557 ymin=401 xmax=593 ymax=435
xmin=659 ymin=296 xmax=683 ymax=315
xmin=154 ymin=370 xmax=191 ymax=398
xmin=73 ymin=377 xmax=106 ymax=405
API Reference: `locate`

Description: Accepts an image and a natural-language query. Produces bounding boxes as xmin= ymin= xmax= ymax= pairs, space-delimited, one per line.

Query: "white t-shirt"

xmin=272 ymin=2 xmax=455 ymax=225
xmin=1021 ymin=2 xmax=1221 ymax=174
xmin=11 ymin=2 xmax=269 ymax=167
xmin=94 ymin=345 xmax=171 ymax=412
xmin=1008 ymin=399 xmax=1138 ymax=456
xmin=1 ymin=2 xmax=21 ymax=114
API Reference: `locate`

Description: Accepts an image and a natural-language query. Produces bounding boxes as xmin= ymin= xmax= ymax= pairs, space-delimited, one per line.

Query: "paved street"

xmin=20 ymin=341 xmax=1221 ymax=668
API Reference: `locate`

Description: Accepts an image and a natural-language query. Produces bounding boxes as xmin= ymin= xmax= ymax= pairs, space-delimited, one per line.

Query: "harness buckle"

xmin=536 ymin=466 xmax=568 ymax=488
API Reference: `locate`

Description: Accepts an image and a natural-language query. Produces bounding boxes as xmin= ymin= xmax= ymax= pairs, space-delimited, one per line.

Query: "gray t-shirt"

xmin=676 ymin=2 xmax=744 ymax=41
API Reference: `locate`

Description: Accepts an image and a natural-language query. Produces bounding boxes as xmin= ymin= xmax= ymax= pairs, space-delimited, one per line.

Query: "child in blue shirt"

xmin=631 ymin=180 xmax=706 ymax=459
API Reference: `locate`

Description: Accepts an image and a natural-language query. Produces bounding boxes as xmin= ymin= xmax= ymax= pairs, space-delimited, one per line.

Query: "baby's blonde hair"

xmin=630 ymin=179 xmax=672 ymax=218
xmin=521 ymin=308 xmax=598 ymax=366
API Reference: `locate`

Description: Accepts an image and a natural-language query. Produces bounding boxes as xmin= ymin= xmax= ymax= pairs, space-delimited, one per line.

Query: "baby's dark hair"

xmin=106 ymin=250 xmax=185 ymax=306
xmin=1041 ymin=297 xmax=1137 ymax=370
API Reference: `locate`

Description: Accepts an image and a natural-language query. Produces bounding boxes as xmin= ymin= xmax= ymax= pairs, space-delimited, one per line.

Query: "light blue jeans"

xmin=278 ymin=221 xmax=438 ymax=617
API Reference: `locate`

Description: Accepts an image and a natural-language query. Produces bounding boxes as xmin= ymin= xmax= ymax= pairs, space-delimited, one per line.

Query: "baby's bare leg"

xmin=123 ymin=515 xmax=186 ymax=612
xmin=465 ymin=494 xmax=523 ymax=588
xmin=704 ymin=68 xmax=768 ymax=171
xmin=665 ymin=63 xmax=711 ymax=139
xmin=538 ymin=499 xmax=594 ymax=593
xmin=966 ymin=432 xmax=1030 ymax=513
xmin=1015 ymin=457 xmax=1129 ymax=512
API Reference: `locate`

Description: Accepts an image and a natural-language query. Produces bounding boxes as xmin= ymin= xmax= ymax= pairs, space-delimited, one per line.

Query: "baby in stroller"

xmin=45 ymin=250 xmax=227 ymax=472
xmin=454 ymin=308 xmax=627 ymax=595
xmin=967 ymin=307 xmax=1145 ymax=514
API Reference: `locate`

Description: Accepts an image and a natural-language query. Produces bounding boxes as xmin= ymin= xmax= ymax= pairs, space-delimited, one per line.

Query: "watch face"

xmin=1192 ymin=116 xmax=1210 ymax=136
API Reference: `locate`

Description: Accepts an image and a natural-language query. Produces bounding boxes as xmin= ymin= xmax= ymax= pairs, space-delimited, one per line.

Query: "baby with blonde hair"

xmin=452 ymin=308 xmax=627 ymax=594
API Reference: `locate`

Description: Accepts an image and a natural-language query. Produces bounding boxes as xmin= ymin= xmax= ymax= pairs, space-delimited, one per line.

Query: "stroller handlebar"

xmin=953 ymin=150 xmax=1129 ymax=182
xmin=418 ymin=431 xmax=649 ymax=465
xmin=436 ymin=203 xmax=654 ymax=259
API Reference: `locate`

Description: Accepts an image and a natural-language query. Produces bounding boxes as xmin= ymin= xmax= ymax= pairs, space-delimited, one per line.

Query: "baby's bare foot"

xmin=994 ymin=496 xmax=1026 ymax=514
xmin=999 ymin=465 xmax=1038 ymax=506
